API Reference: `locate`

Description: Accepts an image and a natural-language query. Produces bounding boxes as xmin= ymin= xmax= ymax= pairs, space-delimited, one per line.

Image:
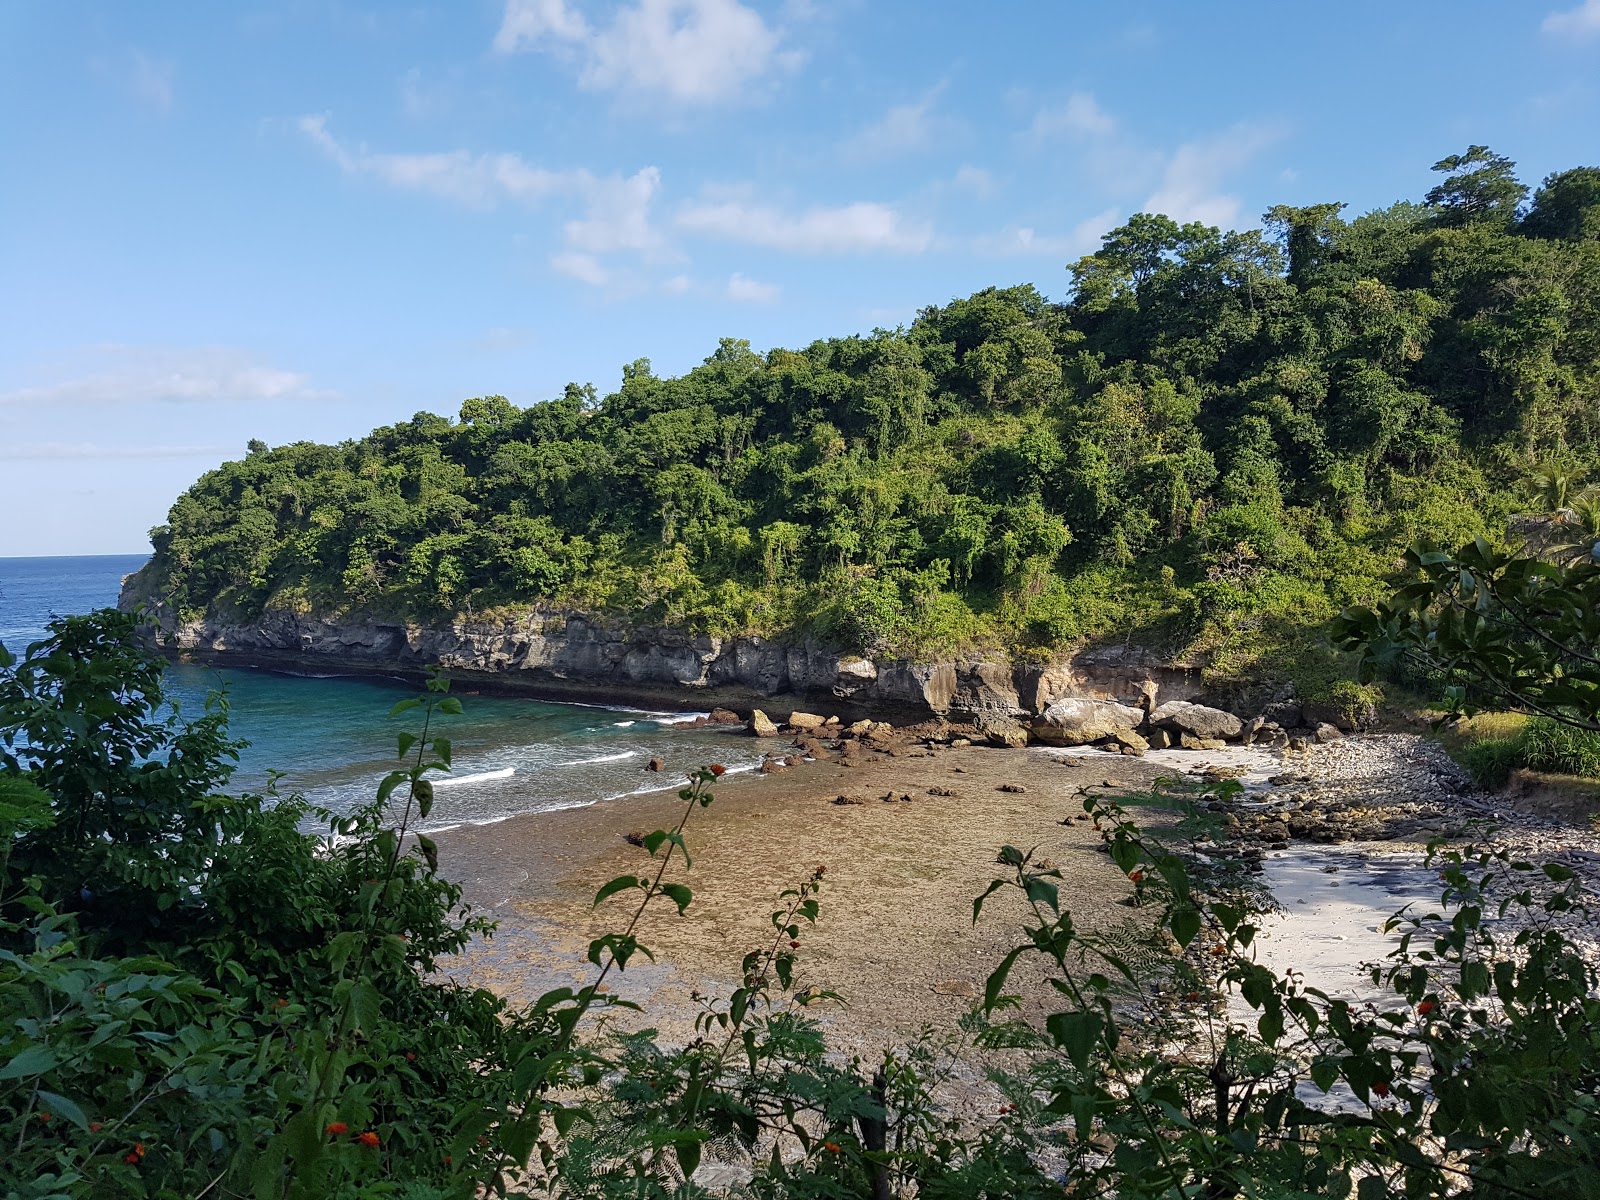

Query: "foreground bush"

xmin=4 ymin=610 xmax=1600 ymax=1196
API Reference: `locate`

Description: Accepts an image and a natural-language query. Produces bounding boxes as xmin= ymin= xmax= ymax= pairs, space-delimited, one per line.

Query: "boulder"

xmin=1315 ymin=722 xmax=1345 ymax=743
xmin=980 ymin=717 xmax=1031 ymax=748
xmin=708 ymin=707 xmax=742 ymax=725
xmin=1031 ymin=697 xmax=1145 ymax=746
xmin=1111 ymin=728 xmax=1149 ymax=756
xmin=749 ymin=709 xmax=779 ymax=737
xmin=1179 ymin=733 xmax=1226 ymax=750
xmin=645 ymin=756 xmax=664 ymax=772
xmin=787 ymin=710 xmax=826 ymax=730
xmin=845 ymin=719 xmax=874 ymax=736
xmin=1149 ymin=701 xmax=1243 ymax=741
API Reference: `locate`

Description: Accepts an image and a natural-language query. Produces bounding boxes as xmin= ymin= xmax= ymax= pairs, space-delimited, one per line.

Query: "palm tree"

xmin=1524 ymin=463 xmax=1582 ymax=523
xmin=1557 ymin=490 xmax=1600 ymax=565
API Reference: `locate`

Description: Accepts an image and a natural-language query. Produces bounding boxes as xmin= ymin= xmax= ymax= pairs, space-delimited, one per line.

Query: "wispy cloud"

xmin=841 ymin=86 xmax=947 ymax=160
xmin=300 ymin=118 xmax=670 ymax=287
xmin=726 ymin=272 xmax=780 ymax=302
xmin=1028 ymin=92 xmax=1115 ymax=141
xmin=677 ymin=195 xmax=932 ymax=254
xmin=493 ymin=0 xmax=800 ymax=104
xmin=130 ymin=51 xmax=174 ymax=111
xmin=0 ymin=346 xmax=325 ymax=407
xmin=0 ymin=442 xmax=229 ymax=461
xmin=975 ymin=208 xmax=1119 ymax=259
xmin=1143 ymin=123 xmax=1284 ymax=227
xmin=299 ymin=114 xmax=590 ymax=207
xmin=952 ymin=165 xmax=998 ymax=198
xmin=1543 ymin=0 xmax=1600 ymax=37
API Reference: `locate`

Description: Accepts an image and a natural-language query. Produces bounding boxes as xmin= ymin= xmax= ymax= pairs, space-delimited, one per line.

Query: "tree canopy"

xmin=139 ymin=148 xmax=1600 ymax=694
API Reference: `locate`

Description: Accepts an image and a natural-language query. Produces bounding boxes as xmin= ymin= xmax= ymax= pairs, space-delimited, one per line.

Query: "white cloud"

xmin=0 ymin=442 xmax=228 ymax=461
xmin=550 ymin=252 xmax=610 ymax=286
xmin=726 ymin=272 xmax=780 ymax=302
xmin=493 ymin=0 xmax=796 ymax=104
xmin=841 ymin=88 xmax=945 ymax=160
xmin=130 ymin=51 xmax=174 ymax=111
xmin=975 ymin=208 xmax=1119 ymax=259
xmin=0 ymin=346 xmax=324 ymax=407
xmin=1029 ymin=92 xmax=1115 ymax=141
xmin=662 ymin=274 xmax=692 ymax=293
xmin=677 ymin=196 xmax=932 ymax=254
xmin=494 ymin=0 xmax=589 ymax=49
xmin=1543 ymin=0 xmax=1600 ymax=37
xmin=563 ymin=167 xmax=664 ymax=253
xmin=1143 ymin=123 xmax=1283 ymax=226
xmin=299 ymin=114 xmax=589 ymax=208
xmin=953 ymin=165 xmax=997 ymax=198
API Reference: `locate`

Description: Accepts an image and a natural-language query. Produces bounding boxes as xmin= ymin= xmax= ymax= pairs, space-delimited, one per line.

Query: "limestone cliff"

xmin=118 ymin=564 xmax=1199 ymax=722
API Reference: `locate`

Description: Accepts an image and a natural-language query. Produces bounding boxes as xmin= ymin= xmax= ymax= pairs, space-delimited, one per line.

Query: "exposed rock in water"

xmin=646 ymin=756 xmax=664 ymax=772
xmin=708 ymin=707 xmax=742 ymax=724
xmin=749 ymin=710 xmax=779 ymax=737
xmin=786 ymin=710 xmax=826 ymax=730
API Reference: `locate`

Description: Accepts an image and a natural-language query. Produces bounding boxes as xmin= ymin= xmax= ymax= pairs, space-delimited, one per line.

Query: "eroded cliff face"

xmin=118 ymin=567 xmax=1199 ymax=721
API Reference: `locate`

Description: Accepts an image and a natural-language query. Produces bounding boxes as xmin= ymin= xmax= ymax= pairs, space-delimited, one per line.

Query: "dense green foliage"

xmin=6 ymin=611 xmax=1600 ymax=1196
xmin=142 ymin=150 xmax=1600 ymax=688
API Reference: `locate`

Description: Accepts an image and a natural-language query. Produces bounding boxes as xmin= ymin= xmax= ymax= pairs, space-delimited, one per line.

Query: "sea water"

xmin=0 ymin=555 xmax=764 ymax=832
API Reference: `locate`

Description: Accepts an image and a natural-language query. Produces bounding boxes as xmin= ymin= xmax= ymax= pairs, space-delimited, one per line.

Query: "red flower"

xmin=38 ymin=1111 xmax=50 ymax=1122
xmin=90 ymin=1122 xmax=103 ymax=1133
xmin=789 ymin=940 xmax=800 ymax=949
xmin=1417 ymin=1000 xmax=1436 ymax=1016
xmin=357 ymin=1131 xmax=380 ymax=1148
xmin=1373 ymin=1082 xmax=1391 ymax=1098
xmin=273 ymin=998 xmax=289 ymax=1009
xmin=708 ymin=764 xmax=727 ymax=776
xmin=406 ymin=1051 xmax=417 ymax=1062
xmin=1129 ymin=871 xmax=1144 ymax=883
xmin=125 ymin=1154 xmax=141 ymax=1166
xmin=326 ymin=1122 xmax=349 ymax=1136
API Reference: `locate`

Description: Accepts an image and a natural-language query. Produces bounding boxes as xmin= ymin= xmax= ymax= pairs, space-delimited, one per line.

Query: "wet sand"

xmin=435 ymin=736 xmax=1173 ymax=1052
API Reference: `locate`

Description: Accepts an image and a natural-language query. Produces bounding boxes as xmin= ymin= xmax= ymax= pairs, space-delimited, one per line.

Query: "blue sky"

xmin=2 ymin=0 xmax=1598 ymax=556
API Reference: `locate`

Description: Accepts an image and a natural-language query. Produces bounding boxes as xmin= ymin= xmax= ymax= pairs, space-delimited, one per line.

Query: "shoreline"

xmin=434 ymin=730 xmax=1600 ymax=1057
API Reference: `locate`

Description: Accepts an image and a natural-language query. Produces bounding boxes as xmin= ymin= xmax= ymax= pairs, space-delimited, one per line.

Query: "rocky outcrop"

xmin=118 ymin=565 xmax=1207 ymax=723
xmin=1148 ymin=700 xmax=1244 ymax=742
xmin=1031 ymin=698 xmax=1146 ymax=747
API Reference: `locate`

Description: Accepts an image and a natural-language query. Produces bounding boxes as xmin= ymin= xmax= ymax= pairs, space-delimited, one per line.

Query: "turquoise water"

xmin=0 ymin=556 xmax=763 ymax=830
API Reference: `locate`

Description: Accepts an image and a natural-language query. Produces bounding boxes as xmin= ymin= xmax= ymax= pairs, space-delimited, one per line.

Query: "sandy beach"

xmin=435 ymin=732 xmax=1177 ymax=1052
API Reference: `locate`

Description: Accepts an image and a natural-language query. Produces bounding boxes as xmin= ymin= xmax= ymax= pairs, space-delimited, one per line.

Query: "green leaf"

xmin=972 ymin=879 xmax=1006 ymax=925
xmin=593 ymin=874 xmax=643 ymax=907
xmin=1023 ymin=874 xmax=1059 ymax=911
xmin=675 ymin=1135 xmax=703 ymax=1180
xmin=1046 ymin=1011 xmax=1104 ymax=1071
xmin=397 ymin=731 xmax=418 ymax=760
xmin=0 ymin=1044 xmax=58 ymax=1080
xmin=416 ymin=834 xmax=439 ymax=872
xmin=35 ymin=1090 xmax=88 ymax=1131
xmin=388 ymin=697 xmax=424 ymax=719
xmin=1171 ymin=906 xmax=1202 ymax=949
xmin=659 ymin=882 xmax=693 ymax=915
xmin=437 ymin=697 xmax=464 ymax=715
xmin=433 ymin=736 xmax=452 ymax=767
xmin=983 ymin=946 xmax=1025 ymax=1012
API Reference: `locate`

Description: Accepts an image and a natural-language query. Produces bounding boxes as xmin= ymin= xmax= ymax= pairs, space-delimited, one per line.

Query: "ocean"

xmin=0 ymin=555 xmax=763 ymax=832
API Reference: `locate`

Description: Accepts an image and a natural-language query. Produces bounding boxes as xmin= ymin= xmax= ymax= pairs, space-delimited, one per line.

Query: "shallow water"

xmin=0 ymin=554 xmax=767 ymax=831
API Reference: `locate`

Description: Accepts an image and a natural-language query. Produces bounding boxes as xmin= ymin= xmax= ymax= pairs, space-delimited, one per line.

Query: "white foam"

xmin=651 ymin=712 xmax=708 ymax=726
xmin=612 ymin=720 xmax=636 ymax=728
xmin=566 ymin=750 xmax=639 ymax=766
xmin=432 ymin=767 xmax=515 ymax=789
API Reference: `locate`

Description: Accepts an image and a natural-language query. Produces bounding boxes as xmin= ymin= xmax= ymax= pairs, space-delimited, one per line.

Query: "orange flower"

xmin=274 ymin=998 xmax=289 ymax=1009
xmin=326 ymin=1122 xmax=349 ymax=1136
xmin=824 ymin=1141 xmax=841 ymax=1153
xmin=708 ymin=764 xmax=727 ymax=776
xmin=38 ymin=1111 xmax=51 ymax=1122
xmin=1417 ymin=1000 xmax=1436 ymax=1016
xmin=357 ymin=1131 xmax=380 ymax=1148
xmin=134 ymin=1144 xmax=144 ymax=1157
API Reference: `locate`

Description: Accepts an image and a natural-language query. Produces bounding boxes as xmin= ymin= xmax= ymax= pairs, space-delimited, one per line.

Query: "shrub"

xmin=1517 ymin=715 xmax=1600 ymax=778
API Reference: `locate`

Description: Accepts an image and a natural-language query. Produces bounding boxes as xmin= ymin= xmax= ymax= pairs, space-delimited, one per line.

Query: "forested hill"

xmin=138 ymin=149 xmax=1600 ymax=689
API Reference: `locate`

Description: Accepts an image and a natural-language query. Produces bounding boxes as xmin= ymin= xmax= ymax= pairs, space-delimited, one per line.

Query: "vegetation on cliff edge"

xmin=140 ymin=148 xmax=1600 ymax=696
